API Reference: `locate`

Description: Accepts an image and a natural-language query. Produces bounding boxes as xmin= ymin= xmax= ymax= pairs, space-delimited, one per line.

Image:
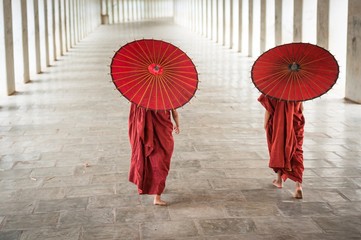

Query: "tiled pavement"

xmin=0 ymin=20 xmax=361 ymax=240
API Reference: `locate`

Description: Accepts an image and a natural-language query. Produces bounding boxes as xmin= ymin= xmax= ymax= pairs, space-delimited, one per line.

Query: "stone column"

xmin=111 ymin=0 xmax=114 ymax=23
xmin=229 ymin=0 xmax=233 ymax=49
xmin=293 ymin=0 xmax=302 ymax=42
xmin=59 ymin=0 xmax=64 ymax=55
xmin=52 ymin=0 xmax=57 ymax=60
xmin=237 ymin=0 xmax=242 ymax=52
xmin=121 ymin=0 xmax=125 ymax=21
xmin=75 ymin=0 xmax=79 ymax=42
xmin=21 ymin=0 xmax=30 ymax=83
xmin=275 ymin=0 xmax=282 ymax=45
xmin=44 ymin=0 xmax=50 ymax=66
xmin=69 ymin=0 xmax=74 ymax=47
xmin=0 ymin=0 xmax=15 ymax=95
xmin=64 ymin=0 xmax=69 ymax=51
xmin=345 ymin=0 xmax=361 ymax=103
xmin=117 ymin=0 xmax=120 ymax=23
xmin=317 ymin=0 xmax=329 ymax=49
xmin=34 ymin=0 xmax=42 ymax=73
xmin=248 ymin=0 xmax=253 ymax=56
xmin=205 ymin=0 xmax=208 ymax=37
xmin=209 ymin=0 xmax=213 ymax=40
xmin=222 ymin=0 xmax=226 ymax=46
xmin=260 ymin=0 xmax=266 ymax=52
xmin=215 ymin=0 xmax=219 ymax=42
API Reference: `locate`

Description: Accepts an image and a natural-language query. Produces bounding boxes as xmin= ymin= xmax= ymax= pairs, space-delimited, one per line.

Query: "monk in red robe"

xmin=128 ymin=103 xmax=180 ymax=205
xmin=258 ymin=94 xmax=305 ymax=199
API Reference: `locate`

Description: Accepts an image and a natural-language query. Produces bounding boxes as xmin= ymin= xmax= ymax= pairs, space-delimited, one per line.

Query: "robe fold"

xmin=128 ymin=103 xmax=174 ymax=194
xmin=258 ymin=94 xmax=305 ymax=183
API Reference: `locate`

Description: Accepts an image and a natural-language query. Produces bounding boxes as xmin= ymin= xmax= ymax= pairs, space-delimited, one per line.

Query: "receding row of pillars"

xmin=174 ymin=0 xmax=361 ymax=103
xmin=100 ymin=0 xmax=173 ymax=24
xmin=0 ymin=0 xmax=101 ymax=96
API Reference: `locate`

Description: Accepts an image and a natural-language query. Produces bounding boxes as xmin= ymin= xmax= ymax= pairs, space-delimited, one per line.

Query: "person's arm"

xmin=171 ymin=109 xmax=180 ymax=134
xmin=264 ymin=110 xmax=270 ymax=130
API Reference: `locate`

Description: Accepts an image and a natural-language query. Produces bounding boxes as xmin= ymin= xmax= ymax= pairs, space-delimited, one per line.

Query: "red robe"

xmin=258 ymin=94 xmax=305 ymax=183
xmin=128 ymin=103 xmax=174 ymax=194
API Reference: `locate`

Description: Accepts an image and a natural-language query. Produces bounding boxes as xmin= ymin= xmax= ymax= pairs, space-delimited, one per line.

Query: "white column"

xmin=260 ymin=0 xmax=266 ymax=52
xmin=275 ymin=0 xmax=282 ymax=45
xmin=64 ymin=0 xmax=69 ymax=51
xmin=248 ymin=0 xmax=253 ymax=56
xmin=229 ymin=0 xmax=233 ymax=49
xmin=21 ymin=0 xmax=30 ymax=83
xmin=0 ymin=0 xmax=16 ymax=95
xmin=222 ymin=0 xmax=226 ymax=46
xmin=345 ymin=0 xmax=361 ymax=103
xmin=121 ymin=0 xmax=125 ymax=21
xmin=52 ymin=0 xmax=57 ymax=60
xmin=237 ymin=0 xmax=242 ymax=52
xmin=213 ymin=0 xmax=219 ymax=42
xmin=293 ymin=0 xmax=302 ymax=42
xmin=69 ymin=0 xmax=74 ymax=47
xmin=44 ymin=0 xmax=50 ymax=66
xmin=60 ymin=0 xmax=65 ymax=54
xmin=75 ymin=0 xmax=79 ymax=42
xmin=34 ymin=0 xmax=42 ymax=73
xmin=317 ymin=0 xmax=329 ymax=49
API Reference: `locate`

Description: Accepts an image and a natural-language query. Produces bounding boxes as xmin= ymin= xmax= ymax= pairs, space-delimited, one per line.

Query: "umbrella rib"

xmin=158 ymin=75 xmax=183 ymax=109
xmin=161 ymin=52 xmax=187 ymax=68
xmin=137 ymin=75 xmax=154 ymax=107
xmin=278 ymin=73 xmax=293 ymax=101
xmin=159 ymin=48 xmax=181 ymax=67
xmin=164 ymin=75 xmax=198 ymax=89
xmin=295 ymin=74 xmax=306 ymax=101
xmin=146 ymin=76 xmax=155 ymax=110
xmin=166 ymin=71 xmax=198 ymax=82
xmin=300 ymin=56 xmax=337 ymax=67
xmin=164 ymin=59 xmax=195 ymax=68
xmin=166 ymin=65 xmax=197 ymax=70
xmin=119 ymin=76 xmax=145 ymax=96
xmin=116 ymin=50 xmax=149 ymax=66
xmin=158 ymin=75 xmax=175 ymax=110
xmin=113 ymin=69 xmax=150 ymax=74
xmin=156 ymin=75 xmax=167 ymax=110
xmin=156 ymin=41 xmax=163 ymax=64
xmin=158 ymin=43 xmax=172 ymax=66
xmin=134 ymin=40 xmax=154 ymax=65
xmin=112 ymin=72 xmax=148 ymax=80
xmin=259 ymin=71 xmax=290 ymax=97
xmin=115 ymin=72 xmax=149 ymax=88
xmin=143 ymin=39 xmax=155 ymax=63
xmin=165 ymin=76 xmax=196 ymax=98
xmin=111 ymin=58 xmax=148 ymax=68
xmin=252 ymin=70 xmax=289 ymax=87
xmin=129 ymin=75 xmax=153 ymax=102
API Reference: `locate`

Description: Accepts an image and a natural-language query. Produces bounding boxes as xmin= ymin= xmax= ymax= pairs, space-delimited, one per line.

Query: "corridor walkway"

xmin=0 ymin=20 xmax=361 ymax=240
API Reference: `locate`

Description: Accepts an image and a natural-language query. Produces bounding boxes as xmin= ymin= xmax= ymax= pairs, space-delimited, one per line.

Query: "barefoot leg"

xmin=272 ymin=171 xmax=283 ymax=188
xmin=154 ymin=195 xmax=167 ymax=206
xmin=294 ymin=182 xmax=303 ymax=199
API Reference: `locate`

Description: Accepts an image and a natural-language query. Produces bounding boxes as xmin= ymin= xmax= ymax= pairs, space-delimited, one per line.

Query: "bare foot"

xmin=154 ymin=195 xmax=167 ymax=206
xmin=153 ymin=199 xmax=167 ymax=206
xmin=272 ymin=179 xmax=283 ymax=188
xmin=294 ymin=187 xmax=303 ymax=199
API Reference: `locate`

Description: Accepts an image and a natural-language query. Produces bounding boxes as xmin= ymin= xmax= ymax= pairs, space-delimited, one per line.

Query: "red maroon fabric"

xmin=258 ymin=94 xmax=305 ymax=183
xmin=128 ymin=103 xmax=174 ymax=194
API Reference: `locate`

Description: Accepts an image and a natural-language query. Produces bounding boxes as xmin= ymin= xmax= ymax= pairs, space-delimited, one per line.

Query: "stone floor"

xmin=1 ymin=20 xmax=361 ymax=240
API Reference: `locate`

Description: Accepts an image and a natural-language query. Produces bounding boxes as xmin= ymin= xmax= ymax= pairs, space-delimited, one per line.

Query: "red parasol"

xmin=251 ymin=42 xmax=339 ymax=101
xmin=110 ymin=39 xmax=198 ymax=110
